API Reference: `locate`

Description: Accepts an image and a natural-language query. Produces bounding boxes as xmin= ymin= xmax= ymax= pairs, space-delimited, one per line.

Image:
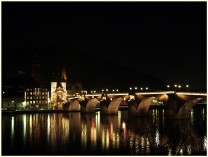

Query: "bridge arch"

xmin=177 ymin=98 xmax=203 ymax=119
xmin=137 ymin=97 xmax=157 ymax=116
xmin=108 ymin=97 xmax=123 ymax=114
xmin=69 ymin=100 xmax=81 ymax=111
xmin=86 ymin=98 xmax=99 ymax=113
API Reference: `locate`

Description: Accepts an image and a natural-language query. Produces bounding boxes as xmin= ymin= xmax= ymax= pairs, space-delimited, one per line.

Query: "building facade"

xmin=51 ymin=66 xmax=67 ymax=109
xmin=25 ymin=87 xmax=49 ymax=109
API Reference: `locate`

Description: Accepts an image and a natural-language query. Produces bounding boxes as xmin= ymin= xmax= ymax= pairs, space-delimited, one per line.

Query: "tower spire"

xmin=61 ymin=65 xmax=67 ymax=82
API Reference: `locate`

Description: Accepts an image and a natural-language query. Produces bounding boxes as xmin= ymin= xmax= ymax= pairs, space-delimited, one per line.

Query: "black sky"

xmin=2 ymin=2 xmax=207 ymax=90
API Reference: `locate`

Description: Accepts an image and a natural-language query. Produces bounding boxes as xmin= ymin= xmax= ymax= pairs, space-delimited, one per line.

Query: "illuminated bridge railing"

xmin=135 ymin=91 xmax=175 ymax=95
xmin=176 ymin=92 xmax=207 ymax=96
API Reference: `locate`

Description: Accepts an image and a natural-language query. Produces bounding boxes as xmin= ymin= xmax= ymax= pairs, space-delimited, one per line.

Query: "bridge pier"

xmin=166 ymin=94 xmax=204 ymax=119
xmin=100 ymin=100 xmax=110 ymax=114
xmin=128 ymin=99 xmax=138 ymax=117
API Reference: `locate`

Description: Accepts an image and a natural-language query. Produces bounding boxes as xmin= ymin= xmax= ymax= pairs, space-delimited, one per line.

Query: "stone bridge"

xmin=65 ymin=91 xmax=207 ymax=119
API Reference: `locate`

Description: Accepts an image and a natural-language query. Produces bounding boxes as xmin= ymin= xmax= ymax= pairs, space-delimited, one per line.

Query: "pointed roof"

xmin=61 ymin=65 xmax=67 ymax=82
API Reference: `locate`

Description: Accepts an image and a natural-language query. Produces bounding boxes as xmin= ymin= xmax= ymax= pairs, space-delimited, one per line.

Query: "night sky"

xmin=2 ymin=2 xmax=207 ymax=90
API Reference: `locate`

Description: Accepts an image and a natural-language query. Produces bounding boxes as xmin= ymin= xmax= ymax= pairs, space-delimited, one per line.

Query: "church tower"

xmin=50 ymin=66 xmax=68 ymax=109
xmin=61 ymin=65 xmax=67 ymax=91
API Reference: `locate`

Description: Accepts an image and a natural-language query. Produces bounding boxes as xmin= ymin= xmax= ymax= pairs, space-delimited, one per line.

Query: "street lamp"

xmin=135 ymin=87 xmax=137 ymax=90
xmin=12 ymin=100 xmax=15 ymax=110
xmin=167 ymin=85 xmax=170 ymax=88
xmin=145 ymin=87 xmax=148 ymax=90
xmin=129 ymin=87 xmax=132 ymax=91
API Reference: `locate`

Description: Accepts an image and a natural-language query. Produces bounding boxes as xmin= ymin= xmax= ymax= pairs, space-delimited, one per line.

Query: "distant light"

xmin=140 ymin=88 xmax=143 ymax=90
xmin=106 ymin=89 xmax=108 ymax=92
xmin=167 ymin=85 xmax=170 ymax=88
xmin=178 ymin=85 xmax=181 ymax=88
xmin=145 ymin=87 xmax=148 ymax=90
xmin=186 ymin=85 xmax=189 ymax=88
xmin=124 ymin=98 xmax=126 ymax=101
xmin=3 ymin=91 xmax=5 ymax=94
xmin=12 ymin=100 xmax=14 ymax=103
xmin=110 ymin=98 xmax=112 ymax=101
xmin=91 ymin=91 xmax=93 ymax=93
xmin=174 ymin=84 xmax=177 ymax=87
xmin=122 ymin=122 xmax=126 ymax=129
xmin=129 ymin=87 xmax=132 ymax=90
xmin=116 ymin=89 xmax=119 ymax=92
xmin=102 ymin=89 xmax=104 ymax=92
xmin=135 ymin=87 xmax=137 ymax=90
xmin=94 ymin=90 xmax=96 ymax=93
xmin=112 ymin=89 xmax=115 ymax=92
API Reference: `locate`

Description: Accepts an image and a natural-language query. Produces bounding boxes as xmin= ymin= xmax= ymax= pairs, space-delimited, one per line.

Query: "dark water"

xmin=2 ymin=108 xmax=207 ymax=155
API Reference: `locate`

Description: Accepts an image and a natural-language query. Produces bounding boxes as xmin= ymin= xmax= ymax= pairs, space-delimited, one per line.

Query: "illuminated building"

xmin=51 ymin=66 xmax=67 ymax=109
xmin=25 ymin=88 xmax=49 ymax=109
xmin=25 ymin=54 xmax=50 ymax=109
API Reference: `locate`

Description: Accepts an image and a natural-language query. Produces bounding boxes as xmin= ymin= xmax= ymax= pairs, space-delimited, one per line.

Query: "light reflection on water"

xmin=2 ymin=108 xmax=207 ymax=155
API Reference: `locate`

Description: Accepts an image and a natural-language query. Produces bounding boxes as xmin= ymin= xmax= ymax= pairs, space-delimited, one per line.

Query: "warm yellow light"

xmin=116 ymin=89 xmax=119 ymax=92
xmin=186 ymin=85 xmax=189 ymax=88
xmin=94 ymin=90 xmax=96 ymax=93
xmin=106 ymin=89 xmax=108 ymax=91
xmin=140 ymin=88 xmax=143 ymax=90
xmin=176 ymin=92 xmax=207 ymax=96
xmin=135 ymin=87 xmax=137 ymax=90
xmin=129 ymin=87 xmax=132 ymax=90
xmin=102 ymin=89 xmax=104 ymax=92
xmin=145 ymin=87 xmax=148 ymax=90
xmin=174 ymin=84 xmax=177 ymax=87
xmin=167 ymin=85 xmax=170 ymax=88
xmin=178 ymin=85 xmax=181 ymax=88
xmin=135 ymin=91 xmax=175 ymax=95
xmin=112 ymin=89 xmax=115 ymax=92
xmin=108 ymin=93 xmax=128 ymax=96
